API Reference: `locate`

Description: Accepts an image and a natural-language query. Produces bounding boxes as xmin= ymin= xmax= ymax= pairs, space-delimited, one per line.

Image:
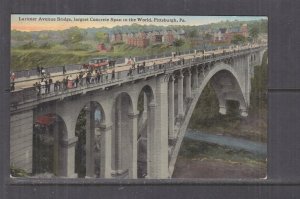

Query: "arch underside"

xmin=197 ymin=62 xmax=248 ymax=115
xmin=168 ymin=62 xmax=249 ymax=176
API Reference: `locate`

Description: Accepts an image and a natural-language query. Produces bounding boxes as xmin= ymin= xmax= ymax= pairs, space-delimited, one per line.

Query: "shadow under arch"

xmin=74 ymin=101 xmax=106 ymax=178
xmin=197 ymin=62 xmax=248 ymax=115
xmin=136 ymin=85 xmax=155 ymax=178
xmin=111 ymin=92 xmax=135 ymax=178
xmin=32 ymin=113 xmax=68 ymax=177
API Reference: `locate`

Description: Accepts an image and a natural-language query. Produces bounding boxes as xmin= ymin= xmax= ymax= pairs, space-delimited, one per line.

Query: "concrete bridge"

xmin=10 ymin=45 xmax=267 ymax=179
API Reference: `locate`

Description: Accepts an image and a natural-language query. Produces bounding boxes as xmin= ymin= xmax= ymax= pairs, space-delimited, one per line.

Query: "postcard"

xmin=10 ymin=15 xmax=267 ymax=179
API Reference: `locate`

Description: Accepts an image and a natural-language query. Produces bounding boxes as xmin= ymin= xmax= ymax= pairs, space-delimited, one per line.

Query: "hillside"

xmin=11 ymin=19 xmax=267 ymax=71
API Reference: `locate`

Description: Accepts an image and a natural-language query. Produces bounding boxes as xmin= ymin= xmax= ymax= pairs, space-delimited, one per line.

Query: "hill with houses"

xmin=11 ymin=19 xmax=267 ymax=70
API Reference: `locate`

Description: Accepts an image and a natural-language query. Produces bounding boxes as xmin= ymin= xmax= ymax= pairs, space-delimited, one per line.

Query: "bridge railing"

xmin=10 ymin=46 xmax=265 ymax=105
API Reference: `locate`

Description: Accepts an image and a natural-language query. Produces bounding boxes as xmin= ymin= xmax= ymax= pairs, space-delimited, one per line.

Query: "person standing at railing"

xmin=112 ymin=69 xmax=115 ymax=81
xmin=137 ymin=64 xmax=140 ymax=74
xmin=54 ymin=81 xmax=58 ymax=91
xmin=86 ymin=72 xmax=91 ymax=85
xmin=63 ymin=77 xmax=68 ymax=90
xmin=45 ymin=80 xmax=49 ymax=94
xmin=34 ymin=82 xmax=41 ymax=96
xmin=74 ymin=75 xmax=79 ymax=88
xmin=10 ymin=82 xmax=15 ymax=91
xmin=36 ymin=66 xmax=41 ymax=76
xmin=128 ymin=68 xmax=132 ymax=76
xmin=40 ymin=81 xmax=46 ymax=94
xmin=152 ymin=62 xmax=156 ymax=71
xmin=10 ymin=72 xmax=16 ymax=82
xmin=41 ymin=67 xmax=45 ymax=76
xmin=96 ymin=71 xmax=100 ymax=83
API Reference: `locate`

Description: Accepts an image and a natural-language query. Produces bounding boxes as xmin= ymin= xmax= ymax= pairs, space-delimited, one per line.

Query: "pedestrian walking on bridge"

xmin=63 ymin=66 xmax=66 ymax=75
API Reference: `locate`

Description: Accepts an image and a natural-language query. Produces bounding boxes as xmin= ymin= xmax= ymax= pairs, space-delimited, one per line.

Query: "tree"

xmin=173 ymin=38 xmax=185 ymax=52
xmin=95 ymin=32 xmax=109 ymax=43
xmin=66 ymin=27 xmax=83 ymax=44
xmin=249 ymin=26 xmax=259 ymax=43
xmin=188 ymin=29 xmax=198 ymax=38
xmin=231 ymin=34 xmax=246 ymax=45
xmin=202 ymin=33 xmax=212 ymax=50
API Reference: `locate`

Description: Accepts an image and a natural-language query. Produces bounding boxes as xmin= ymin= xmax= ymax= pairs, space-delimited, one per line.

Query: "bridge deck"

xmin=11 ymin=45 xmax=266 ymax=112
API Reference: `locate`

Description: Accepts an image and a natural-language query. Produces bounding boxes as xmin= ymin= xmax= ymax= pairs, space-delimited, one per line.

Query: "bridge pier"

xmin=85 ymin=103 xmax=96 ymax=178
xmin=10 ymin=110 xmax=34 ymax=173
xmin=128 ymin=111 xmax=139 ymax=179
xmin=177 ymin=71 xmax=184 ymax=119
xmin=147 ymin=102 xmax=156 ymax=178
xmin=99 ymin=123 xmax=112 ymax=178
xmin=148 ymin=75 xmax=169 ymax=179
xmin=192 ymin=67 xmax=199 ymax=91
xmin=58 ymin=136 xmax=78 ymax=177
xmin=168 ymin=76 xmax=175 ymax=139
xmin=185 ymin=69 xmax=192 ymax=99
xmin=113 ymin=98 xmax=124 ymax=177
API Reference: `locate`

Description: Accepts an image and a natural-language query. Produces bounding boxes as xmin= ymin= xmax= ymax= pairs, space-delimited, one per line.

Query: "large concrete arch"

xmin=111 ymin=91 xmax=136 ymax=178
xmin=196 ymin=62 xmax=248 ymax=115
xmin=168 ymin=62 xmax=249 ymax=177
xmin=32 ymin=112 xmax=73 ymax=177
xmin=74 ymin=101 xmax=106 ymax=178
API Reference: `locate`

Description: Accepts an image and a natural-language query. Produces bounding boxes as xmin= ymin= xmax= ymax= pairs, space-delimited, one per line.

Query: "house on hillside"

xmin=109 ymin=32 xmax=123 ymax=43
xmin=162 ymin=30 xmax=175 ymax=44
xmin=122 ymin=32 xmax=129 ymax=43
xmin=127 ymin=31 xmax=149 ymax=48
xmin=97 ymin=43 xmax=107 ymax=52
xmin=213 ymin=24 xmax=249 ymax=43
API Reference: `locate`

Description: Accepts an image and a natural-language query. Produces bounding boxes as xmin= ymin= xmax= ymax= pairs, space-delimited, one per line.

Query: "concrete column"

xmin=168 ymin=76 xmax=175 ymax=139
xmin=185 ymin=69 xmax=192 ymax=99
xmin=86 ymin=103 xmax=96 ymax=177
xmin=147 ymin=102 xmax=156 ymax=178
xmin=128 ymin=111 xmax=139 ymax=179
xmin=149 ymin=75 xmax=169 ymax=179
xmin=58 ymin=136 xmax=78 ymax=177
xmin=177 ymin=71 xmax=184 ymax=118
xmin=192 ymin=67 xmax=199 ymax=90
xmin=199 ymin=65 xmax=205 ymax=82
xmin=10 ymin=110 xmax=33 ymax=173
xmin=115 ymin=99 xmax=122 ymax=172
xmin=99 ymin=123 xmax=112 ymax=178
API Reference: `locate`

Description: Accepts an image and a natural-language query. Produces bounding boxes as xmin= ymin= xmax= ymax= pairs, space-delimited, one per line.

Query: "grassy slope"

xmin=173 ymin=139 xmax=267 ymax=178
xmin=11 ymin=41 xmax=193 ymax=71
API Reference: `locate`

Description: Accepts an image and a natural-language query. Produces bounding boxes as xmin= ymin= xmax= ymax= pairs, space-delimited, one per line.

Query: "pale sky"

xmin=11 ymin=15 xmax=267 ymax=32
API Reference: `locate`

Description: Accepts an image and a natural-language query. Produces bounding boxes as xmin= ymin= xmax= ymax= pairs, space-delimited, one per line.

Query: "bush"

xmin=19 ymin=41 xmax=37 ymax=50
xmin=10 ymin=166 xmax=29 ymax=177
xmin=68 ymin=42 xmax=92 ymax=51
xmin=39 ymin=42 xmax=54 ymax=49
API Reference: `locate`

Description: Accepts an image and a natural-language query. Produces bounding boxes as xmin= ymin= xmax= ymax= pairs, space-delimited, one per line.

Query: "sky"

xmin=11 ymin=15 xmax=267 ymax=32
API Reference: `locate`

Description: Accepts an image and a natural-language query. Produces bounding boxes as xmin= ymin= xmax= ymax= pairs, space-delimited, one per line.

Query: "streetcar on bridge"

xmin=84 ymin=57 xmax=116 ymax=71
